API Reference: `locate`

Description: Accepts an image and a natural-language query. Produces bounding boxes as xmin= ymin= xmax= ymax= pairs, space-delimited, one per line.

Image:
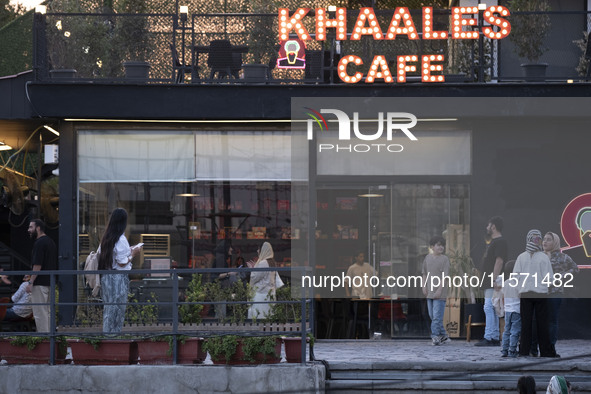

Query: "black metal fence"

xmin=31 ymin=9 xmax=591 ymax=84
xmin=0 ymin=266 xmax=313 ymax=365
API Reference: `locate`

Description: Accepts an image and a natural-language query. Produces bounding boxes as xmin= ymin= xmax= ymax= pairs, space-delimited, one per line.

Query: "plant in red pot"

xmin=203 ymin=335 xmax=281 ymax=365
xmin=0 ymin=336 xmax=67 ymax=364
xmin=136 ymin=335 xmax=206 ymax=365
xmin=67 ymin=337 xmax=138 ymax=365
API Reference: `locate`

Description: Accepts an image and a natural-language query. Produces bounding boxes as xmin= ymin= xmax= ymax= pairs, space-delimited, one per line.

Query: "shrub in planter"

xmin=267 ymin=285 xmax=305 ymax=323
xmin=136 ymin=336 xmax=206 ymax=365
xmin=203 ymin=335 xmax=281 ymax=365
xmin=180 ymin=274 xmax=206 ymax=324
xmin=68 ymin=338 xmax=138 ymax=365
xmin=0 ymin=336 xmax=67 ymax=364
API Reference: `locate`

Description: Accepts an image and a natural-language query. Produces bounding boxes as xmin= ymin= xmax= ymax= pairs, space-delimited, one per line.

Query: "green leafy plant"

xmin=75 ymin=298 xmax=103 ymax=326
xmin=203 ymin=335 xmax=239 ymax=362
xmin=180 ymin=274 xmax=205 ymax=324
xmin=202 ymin=335 xmax=280 ymax=363
xmin=9 ymin=336 xmax=44 ymax=351
xmin=267 ymin=284 xmax=303 ymax=323
xmin=147 ymin=334 xmax=190 ymax=356
xmin=227 ymin=279 xmax=252 ymax=325
xmin=508 ymin=0 xmax=551 ymax=63
xmin=241 ymin=336 xmax=280 ymax=362
xmin=82 ymin=337 xmax=102 ymax=350
xmin=448 ymin=250 xmax=482 ymax=303
xmin=203 ymin=277 xmax=253 ymax=324
xmin=112 ymin=0 xmax=153 ymax=62
xmin=125 ymin=292 xmax=159 ymax=325
xmin=9 ymin=336 xmax=67 ymax=353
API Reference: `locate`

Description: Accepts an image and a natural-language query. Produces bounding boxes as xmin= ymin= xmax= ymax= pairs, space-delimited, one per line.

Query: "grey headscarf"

xmin=526 ymin=229 xmax=543 ymax=254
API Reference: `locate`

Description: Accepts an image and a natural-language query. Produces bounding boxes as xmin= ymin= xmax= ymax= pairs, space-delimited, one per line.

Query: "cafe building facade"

xmin=1 ymin=0 xmax=591 ymax=339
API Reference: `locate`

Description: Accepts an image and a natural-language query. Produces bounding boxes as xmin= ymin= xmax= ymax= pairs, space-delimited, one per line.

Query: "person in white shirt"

xmin=97 ymin=208 xmax=141 ymax=334
xmin=513 ymin=229 xmax=558 ymax=358
xmin=1 ymin=275 xmax=32 ymax=321
xmin=345 ymin=251 xmax=376 ymax=299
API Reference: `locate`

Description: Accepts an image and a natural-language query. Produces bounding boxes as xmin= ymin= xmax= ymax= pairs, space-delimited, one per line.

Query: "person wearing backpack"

xmin=97 ymin=208 xmax=142 ymax=333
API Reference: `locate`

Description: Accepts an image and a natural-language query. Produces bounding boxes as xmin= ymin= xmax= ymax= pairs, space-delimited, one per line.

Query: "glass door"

xmin=315 ymin=183 xmax=469 ymax=339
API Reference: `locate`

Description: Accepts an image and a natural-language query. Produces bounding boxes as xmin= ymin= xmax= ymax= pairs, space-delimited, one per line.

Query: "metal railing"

xmin=0 ymin=266 xmax=313 ymax=365
xmin=31 ymin=9 xmax=591 ymax=84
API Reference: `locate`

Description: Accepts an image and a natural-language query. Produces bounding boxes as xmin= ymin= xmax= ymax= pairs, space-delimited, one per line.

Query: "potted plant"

xmin=136 ymin=335 xmax=206 ymax=365
xmin=67 ymin=336 xmax=138 ymax=365
xmin=0 ymin=336 xmax=67 ymax=364
xmin=113 ymin=0 xmax=153 ymax=80
xmin=203 ymin=335 xmax=281 ymax=365
xmin=448 ymin=250 xmax=485 ymax=337
xmin=508 ymin=0 xmax=552 ymax=81
xmin=242 ymin=0 xmax=280 ymax=82
xmin=179 ymin=274 xmax=207 ymax=324
xmin=283 ymin=333 xmax=314 ymax=363
xmin=46 ymin=17 xmax=77 ymax=79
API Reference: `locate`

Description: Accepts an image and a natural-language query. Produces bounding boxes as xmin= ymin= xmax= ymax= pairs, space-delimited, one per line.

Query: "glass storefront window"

xmin=315 ymin=183 xmax=469 ymax=338
xmin=78 ymin=181 xmax=293 ymax=270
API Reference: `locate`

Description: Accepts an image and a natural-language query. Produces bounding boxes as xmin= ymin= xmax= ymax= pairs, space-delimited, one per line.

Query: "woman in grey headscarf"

xmin=513 ymin=229 xmax=558 ymax=357
xmin=532 ymin=232 xmax=580 ymax=355
xmin=248 ymin=242 xmax=284 ymax=319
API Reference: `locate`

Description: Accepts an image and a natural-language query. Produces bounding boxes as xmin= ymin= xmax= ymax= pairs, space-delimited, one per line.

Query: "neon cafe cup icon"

xmin=277 ymin=39 xmax=306 ymax=69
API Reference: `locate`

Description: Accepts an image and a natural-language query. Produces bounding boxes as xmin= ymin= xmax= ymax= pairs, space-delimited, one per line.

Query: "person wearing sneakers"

xmin=422 ymin=236 xmax=451 ymax=346
xmin=475 ymin=216 xmax=508 ymax=347
xmin=499 ymin=260 xmax=520 ymax=358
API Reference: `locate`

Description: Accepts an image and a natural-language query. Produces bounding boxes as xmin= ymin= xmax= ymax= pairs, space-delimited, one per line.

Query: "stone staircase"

xmin=324 ymin=359 xmax=591 ymax=393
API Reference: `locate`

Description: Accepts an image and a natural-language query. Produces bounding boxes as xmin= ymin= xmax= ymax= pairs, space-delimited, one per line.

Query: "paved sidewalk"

xmin=312 ymin=338 xmax=591 ymax=366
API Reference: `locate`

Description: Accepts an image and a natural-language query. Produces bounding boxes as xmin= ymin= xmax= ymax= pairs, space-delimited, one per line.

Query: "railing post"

xmin=172 ymin=271 xmax=179 ymax=364
xmin=300 ymin=280 xmax=306 ymax=364
xmin=49 ymin=271 xmax=56 ymax=365
xmin=32 ymin=8 xmax=48 ymax=81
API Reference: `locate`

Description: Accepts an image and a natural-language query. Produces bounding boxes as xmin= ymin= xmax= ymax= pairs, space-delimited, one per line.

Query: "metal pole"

xmin=172 ymin=271 xmax=179 ymax=364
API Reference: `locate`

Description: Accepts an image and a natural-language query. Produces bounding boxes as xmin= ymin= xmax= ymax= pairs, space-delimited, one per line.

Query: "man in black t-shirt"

xmin=475 ymin=216 xmax=508 ymax=347
xmin=25 ymin=219 xmax=58 ymax=333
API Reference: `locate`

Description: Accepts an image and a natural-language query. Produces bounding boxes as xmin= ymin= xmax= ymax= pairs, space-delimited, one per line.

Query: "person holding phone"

xmin=97 ymin=208 xmax=142 ymax=333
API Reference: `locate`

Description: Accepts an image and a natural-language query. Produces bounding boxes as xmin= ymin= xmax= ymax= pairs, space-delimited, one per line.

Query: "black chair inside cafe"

xmin=208 ymin=40 xmax=235 ymax=79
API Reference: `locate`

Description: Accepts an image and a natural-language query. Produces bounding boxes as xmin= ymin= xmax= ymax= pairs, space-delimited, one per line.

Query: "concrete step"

xmin=325 ymin=362 xmax=591 ymax=393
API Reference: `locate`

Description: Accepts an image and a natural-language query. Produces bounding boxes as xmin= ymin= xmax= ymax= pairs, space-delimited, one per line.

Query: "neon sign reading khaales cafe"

xmin=278 ymin=6 xmax=511 ymax=83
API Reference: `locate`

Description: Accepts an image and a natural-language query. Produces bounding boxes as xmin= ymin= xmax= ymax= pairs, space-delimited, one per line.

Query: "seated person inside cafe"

xmin=0 ymin=275 xmax=33 ymax=321
xmin=345 ymin=251 xmax=377 ymax=299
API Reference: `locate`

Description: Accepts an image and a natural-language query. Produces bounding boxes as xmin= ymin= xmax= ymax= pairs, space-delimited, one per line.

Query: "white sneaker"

xmin=439 ymin=336 xmax=451 ymax=344
xmin=432 ymin=336 xmax=441 ymax=346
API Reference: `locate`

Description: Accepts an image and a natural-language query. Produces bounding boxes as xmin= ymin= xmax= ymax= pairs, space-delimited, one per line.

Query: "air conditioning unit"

xmin=79 ymin=234 xmax=90 ymax=255
xmin=140 ymin=234 xmax=170 ymax=268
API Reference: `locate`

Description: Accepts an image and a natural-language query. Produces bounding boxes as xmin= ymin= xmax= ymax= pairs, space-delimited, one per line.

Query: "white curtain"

xmin=78 ymin=130 xmax=292 ymax=182
xmin=78 ymin=131 xmax=195 ymax=182
xmin=195 ymin=131 xmax=291 ymax=181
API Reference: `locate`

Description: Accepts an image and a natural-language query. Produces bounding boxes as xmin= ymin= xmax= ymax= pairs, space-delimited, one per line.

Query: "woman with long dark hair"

xmin=98 ymin=208 xmax=141 ymax=333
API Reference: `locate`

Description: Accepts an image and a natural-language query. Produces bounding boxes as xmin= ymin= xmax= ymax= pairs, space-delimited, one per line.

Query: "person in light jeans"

xmin=422 ymin=236 xmax=451 ymax=345
xmin=476 ymin=216 xmax=508 ymax=347
xmin=500 ymin=260 xmax=520 ymax=357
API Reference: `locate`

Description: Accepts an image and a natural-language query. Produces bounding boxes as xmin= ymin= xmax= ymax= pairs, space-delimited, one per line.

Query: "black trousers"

xmin=520 ymin=293 xmax=556 ymax=357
